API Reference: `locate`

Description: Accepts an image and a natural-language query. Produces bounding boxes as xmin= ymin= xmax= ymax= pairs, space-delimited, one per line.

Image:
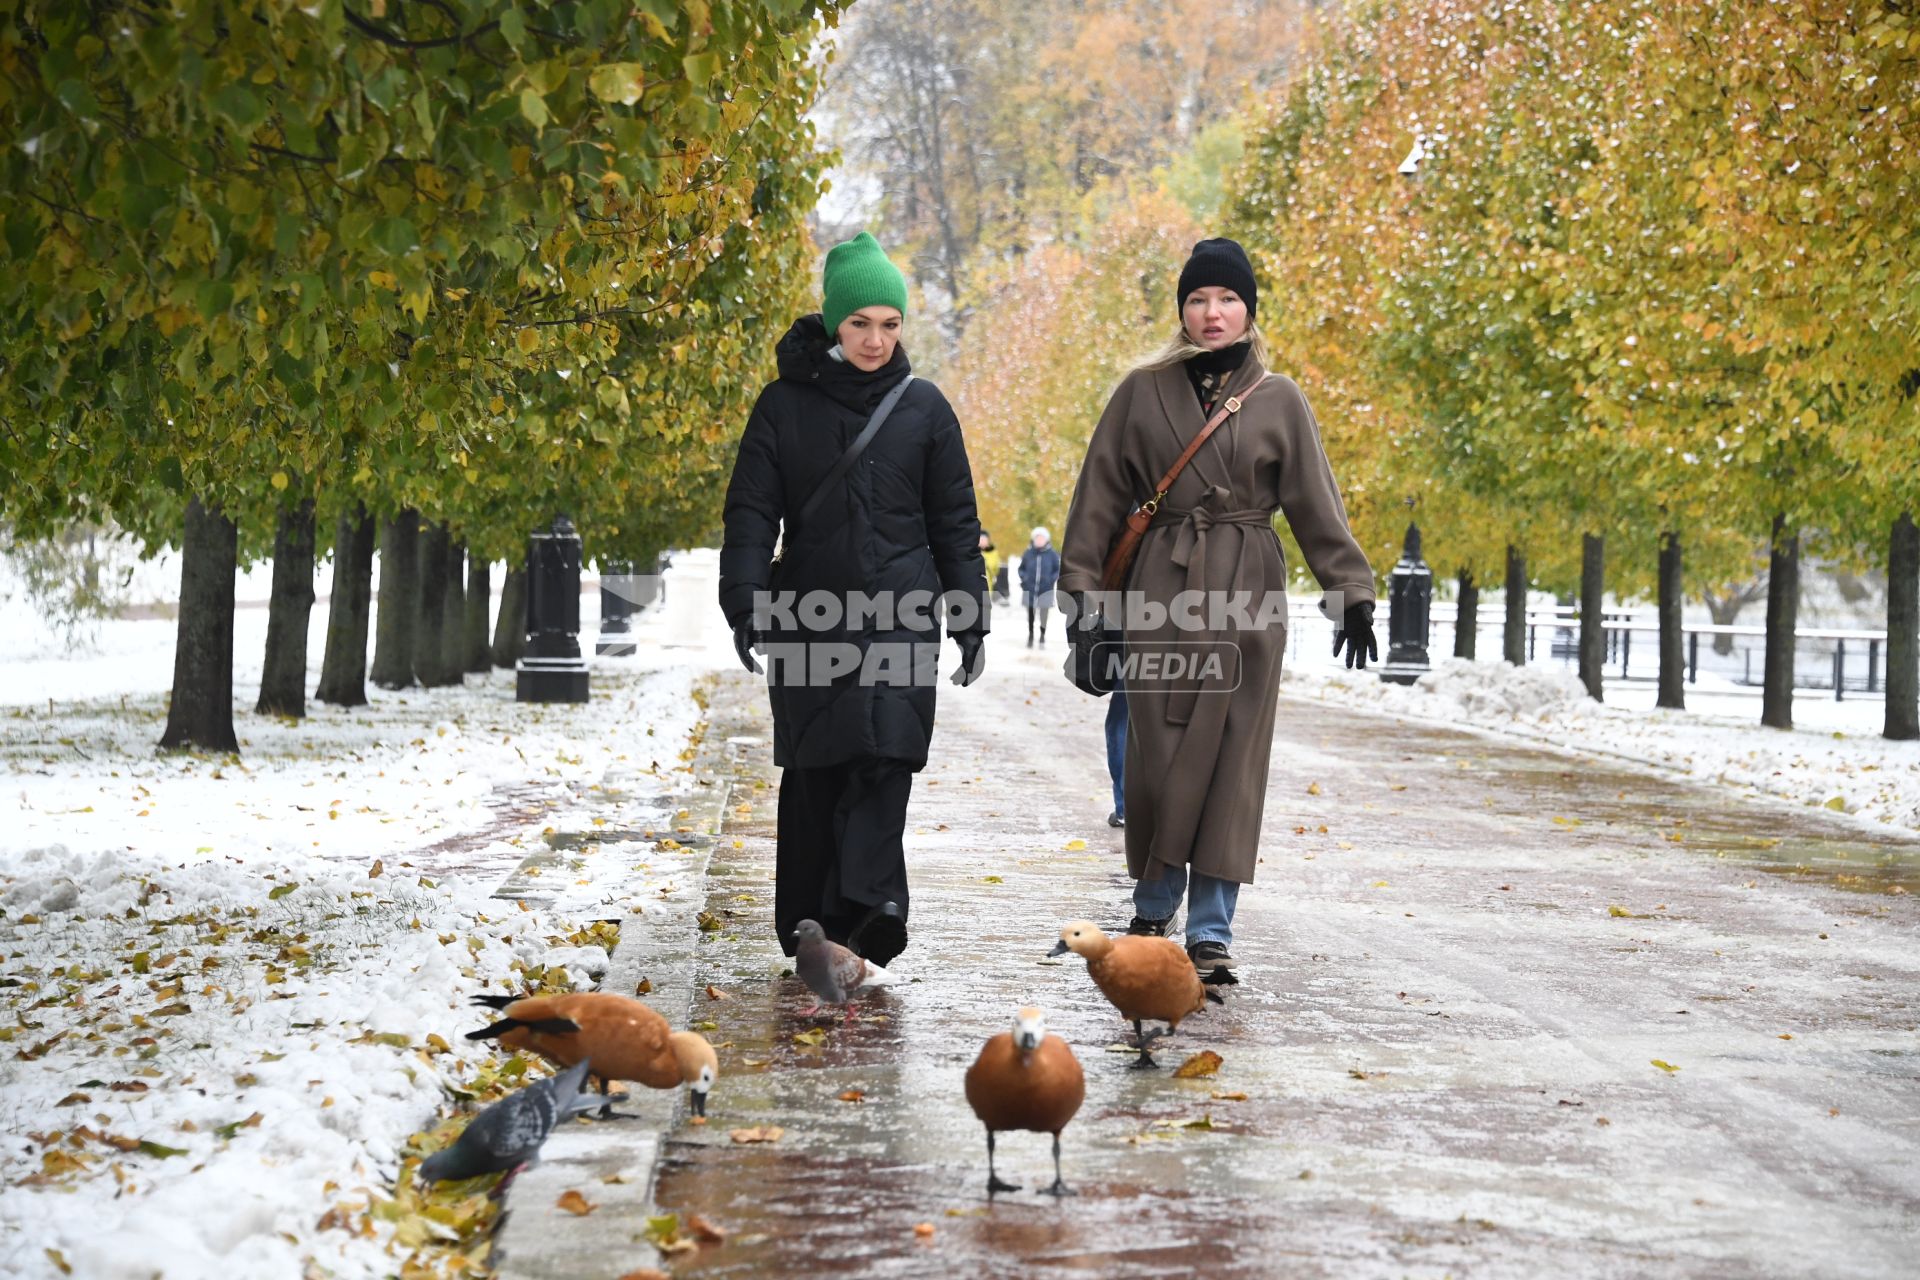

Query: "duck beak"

xmin=1046 ymin=940 xmax=1069 ymax=958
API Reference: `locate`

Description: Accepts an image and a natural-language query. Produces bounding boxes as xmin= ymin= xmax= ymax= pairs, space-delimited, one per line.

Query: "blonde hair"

xmin=1129 ymin=322 xmax=1272 ymax=375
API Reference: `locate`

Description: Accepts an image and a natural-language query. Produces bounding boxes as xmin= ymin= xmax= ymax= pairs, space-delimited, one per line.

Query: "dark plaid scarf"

xmin=1185 ymin=340 xmax=1252 ymax=414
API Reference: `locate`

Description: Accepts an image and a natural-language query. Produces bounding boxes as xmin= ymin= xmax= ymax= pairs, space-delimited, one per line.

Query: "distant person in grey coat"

xmin=1019 ymin=526 xmax=1061 ymax=647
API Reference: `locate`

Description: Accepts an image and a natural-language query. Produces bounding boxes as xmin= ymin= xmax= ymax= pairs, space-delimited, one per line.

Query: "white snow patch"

xmin=1286 ymin=657 xmax=1920 ymax=834
xmin=0 ymin=550 xmax=734 ymax=1279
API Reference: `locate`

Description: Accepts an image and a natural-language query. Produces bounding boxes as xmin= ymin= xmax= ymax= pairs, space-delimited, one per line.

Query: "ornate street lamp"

xmin=516 ymin=515 xmax=591 ymax=702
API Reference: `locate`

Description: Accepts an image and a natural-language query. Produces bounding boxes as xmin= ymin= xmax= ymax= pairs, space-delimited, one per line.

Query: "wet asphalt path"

xmin=650 ymin=635 xmax=1920 ymax=1279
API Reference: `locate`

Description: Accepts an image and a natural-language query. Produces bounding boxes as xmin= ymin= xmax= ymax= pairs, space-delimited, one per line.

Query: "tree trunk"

xmin=316 ymin=504 xmax=376 ymax=707
xmin=1578 ymin=533 xmax=1605 ymax=702
xmin=1761 ymin=513 xmax=1799 ymax=730
xmin=414 ymin=522 xmax=454 ymax=686
xmin=464 ymin=558 xmax=493 ymax=673
xmin=1453 ymin=569 xmax=1478 ymax=660
xmin=1885 ymin=511 xmax=1917 ymax=741
xmin=492 ymin=564 xmax=528 ymax=668
xmin=439 ymin=540 xmax=468 ymax=686
xmin=1503 ymin=545 xmax=1527 ymax=666
xmin=370 ymin=509 xmax=419 ymax=690
xmin=159 ymin=498 xmax=239 ymax=753
xmin=1657 ymin=529 xmax=1685 ymax=711
xmin=255 ymin=497 xmax=316 ymax=718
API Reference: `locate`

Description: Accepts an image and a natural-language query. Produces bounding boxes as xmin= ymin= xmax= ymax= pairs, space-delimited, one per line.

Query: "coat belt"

xmin=1157 ymin=506 xmax=1274 ymax=726
xmin=1164 ymin=507 xmax=1274 ymax=599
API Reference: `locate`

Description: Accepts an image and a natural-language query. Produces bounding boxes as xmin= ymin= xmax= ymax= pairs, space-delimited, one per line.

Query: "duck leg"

xmin=985 ymin=1128 xmax=1021 ymax=1194
xmin=596 ymin=1073 xmax=615 ymax=1120
xmin=1038 ymin=1132 xmax=1076 ymax=1197
xmin=1128 ymin=1019 xmax=1164 ymax=1069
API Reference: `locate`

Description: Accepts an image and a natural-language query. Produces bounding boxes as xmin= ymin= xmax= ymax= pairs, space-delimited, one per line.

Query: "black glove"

xmin=1066 ymin=592 xmax=1117 ymax=697
xmin=1333 ymin=600 xmax=1378 ymax=670
xmin=949 ymin=631 xmax=985 ymax=686
xmin=733 ymin=621 xmax=763 ymax=674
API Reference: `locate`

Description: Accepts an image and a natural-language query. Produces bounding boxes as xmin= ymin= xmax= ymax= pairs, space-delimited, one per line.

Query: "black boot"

xmin=849 ymin=901 xmax=907 ymax=967
xmin=1126 ymin=915 xmax=1171 ymax=937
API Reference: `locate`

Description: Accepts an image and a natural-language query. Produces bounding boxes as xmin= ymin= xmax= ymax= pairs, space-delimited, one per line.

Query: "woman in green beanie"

xmin=718 ymin=232 xmax=991 ymax=966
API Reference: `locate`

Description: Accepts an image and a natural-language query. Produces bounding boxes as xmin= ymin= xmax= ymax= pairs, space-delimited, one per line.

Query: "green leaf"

xmin=267 ymin=883 xmax=297 ymax=900
xmin=372 ymin=217 xmax=420 ymax=257
xmin=499 ymin=6 xmax=527 ymax=49
xmin=518 ymin=89 xmax=550 ymax=129
xmin=55 ymin=79 xmax=100 ymax=119
xmin=137 ymin=1140 xmax=190 ymax=1158
xmin=208 ymin=84 xmax=267 ymax=134
xmin=195 ymin=279 xmax=234 ymax=320
xmin=120 ymin=186 xmax=170 ymax=232
xmin=588 ymin=63 xmax=648 ymax=106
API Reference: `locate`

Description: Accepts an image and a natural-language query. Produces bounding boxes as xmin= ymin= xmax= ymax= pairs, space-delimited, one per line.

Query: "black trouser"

xmin=1027 ymin=603 xmax=1048 ymax=642
xmin=775 ymin=757 xmax=914 ymax=956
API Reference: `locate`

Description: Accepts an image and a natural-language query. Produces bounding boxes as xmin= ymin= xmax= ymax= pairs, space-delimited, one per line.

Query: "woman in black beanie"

xmin=1056 ymin=237 xmax=1378 ymax=976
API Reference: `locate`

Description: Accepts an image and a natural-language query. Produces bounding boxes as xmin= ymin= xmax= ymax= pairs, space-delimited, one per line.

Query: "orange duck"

xmin=964 ymin=1006 xmax=1085 ymax=1195
xmin=1049 ymin=920 xmax=1219 ymax=1068
xmin=466 ymin=992 xmax=718 ymax=1117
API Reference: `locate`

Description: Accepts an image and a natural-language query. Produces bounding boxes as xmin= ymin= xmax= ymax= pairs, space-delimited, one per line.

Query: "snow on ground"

xmin=0 ymin=550 xmax=730 ymax=1280
xmin=1285 ymin=656 xmax=1920 ymax=834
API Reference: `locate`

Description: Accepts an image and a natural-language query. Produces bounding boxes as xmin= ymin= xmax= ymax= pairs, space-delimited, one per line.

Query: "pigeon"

xmin=1049 ymin=920 xmax=1220 ymax=1068
xmin=417 ymin=1057 xmax=595 ymax=1185
xmin=793 ymin=919 xmax=893 ymax=1020
xmin=467 ymin=992 xmax=718 ymax=1119
xmin=964 ymin=1007 xmax=1086 ymax=1196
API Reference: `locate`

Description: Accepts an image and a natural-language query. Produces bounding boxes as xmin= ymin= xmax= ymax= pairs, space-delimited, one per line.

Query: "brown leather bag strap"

xmin=1096 ymin=369 xmax=1266 ymax=594
xmin=1140 ymin=380 xmax=1251 ymax=519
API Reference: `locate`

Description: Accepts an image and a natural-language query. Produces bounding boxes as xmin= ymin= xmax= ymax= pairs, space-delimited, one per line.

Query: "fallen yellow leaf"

xmin=556 ymin=1189 xmax=595 ymax=1216
xmin=1172 ymin=1050 xmax=1223 ymax=1079
xmin=729 ymin=1126 xmax=783 ymax=1144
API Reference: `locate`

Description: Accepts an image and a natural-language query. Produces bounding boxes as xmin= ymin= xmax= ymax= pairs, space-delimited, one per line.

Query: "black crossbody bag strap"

xmin=796 ymin=375 xmax=914 ymax=524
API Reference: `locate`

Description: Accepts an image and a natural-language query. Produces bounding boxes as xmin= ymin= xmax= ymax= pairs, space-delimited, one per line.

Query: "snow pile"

xmin=0 ymin=845 xmax=606 ymax=1280
xmin=1412 ymin=658 xmax=1592 ymax=722
xmin=1287 ymin=658 xmax=1920 ymax=833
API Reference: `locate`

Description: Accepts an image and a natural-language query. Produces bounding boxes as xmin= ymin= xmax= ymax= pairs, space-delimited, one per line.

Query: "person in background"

xmin=1018 ymin=526 xmax=1061 ymax=647
xmin=979 ymin=531 xmax=1001 ymax=618
xmin=1105 ymin=683 xmax=1128 ymax=828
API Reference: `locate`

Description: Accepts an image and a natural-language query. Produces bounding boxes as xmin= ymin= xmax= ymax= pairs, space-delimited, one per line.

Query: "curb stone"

xmin=491 ymin=676 xmax=754 ymax=1280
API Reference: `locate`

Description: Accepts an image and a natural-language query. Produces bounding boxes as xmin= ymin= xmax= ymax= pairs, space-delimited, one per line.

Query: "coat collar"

xmin=1149 ymin=355 xmax=1266 ymax=493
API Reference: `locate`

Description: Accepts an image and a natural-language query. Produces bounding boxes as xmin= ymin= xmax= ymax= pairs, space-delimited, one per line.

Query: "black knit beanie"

xmin=1176 ymin=237 xmax=1258 ymax=321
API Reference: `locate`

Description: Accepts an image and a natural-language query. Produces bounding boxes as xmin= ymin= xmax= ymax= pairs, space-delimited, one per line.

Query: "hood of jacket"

xmin=775 ymin=313 xmax=913 ymax=415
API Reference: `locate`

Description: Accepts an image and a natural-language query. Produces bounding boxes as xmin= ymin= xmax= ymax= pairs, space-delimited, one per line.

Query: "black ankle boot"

xmin=849 ymin=901 xmax=907 ymax=967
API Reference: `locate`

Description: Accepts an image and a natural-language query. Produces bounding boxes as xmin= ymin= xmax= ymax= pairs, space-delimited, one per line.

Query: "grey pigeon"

xmin=418 ymin=1057 xmax=595 ymax=1184
xmin=793 ymin=918 xmax=893 ymax=1020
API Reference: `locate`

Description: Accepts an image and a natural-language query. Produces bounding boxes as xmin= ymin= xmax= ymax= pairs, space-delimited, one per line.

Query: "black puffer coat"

xmin=719 ymin=314 xmax=989 ymax=770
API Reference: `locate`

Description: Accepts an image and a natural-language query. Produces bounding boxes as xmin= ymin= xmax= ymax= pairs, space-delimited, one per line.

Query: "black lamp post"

xmin=596 ymin=559 xmax=637 ymax=657
xmin=1380 ymin=519 xmax=1433 ymax=685
xmin=516 ymin=515 xmax=590 ymax=702
xmin=1378 ymin=137 xmax=1437 ymax=686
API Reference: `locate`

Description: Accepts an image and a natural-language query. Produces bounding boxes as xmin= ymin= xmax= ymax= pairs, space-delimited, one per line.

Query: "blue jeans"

xmin=1133 ymin=863 xmax=1240 ymax=947
xmin=1104 ymin=686 xmax=1128 ymax=818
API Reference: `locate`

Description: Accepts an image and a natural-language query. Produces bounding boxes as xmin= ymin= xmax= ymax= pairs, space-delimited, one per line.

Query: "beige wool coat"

xmin=1058 ymin=358 xmax=1376 ymax=884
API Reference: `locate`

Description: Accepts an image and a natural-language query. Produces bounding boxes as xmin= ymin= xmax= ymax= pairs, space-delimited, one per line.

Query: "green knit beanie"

xmin=821 ymin=232 xmax=908 ymax=336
